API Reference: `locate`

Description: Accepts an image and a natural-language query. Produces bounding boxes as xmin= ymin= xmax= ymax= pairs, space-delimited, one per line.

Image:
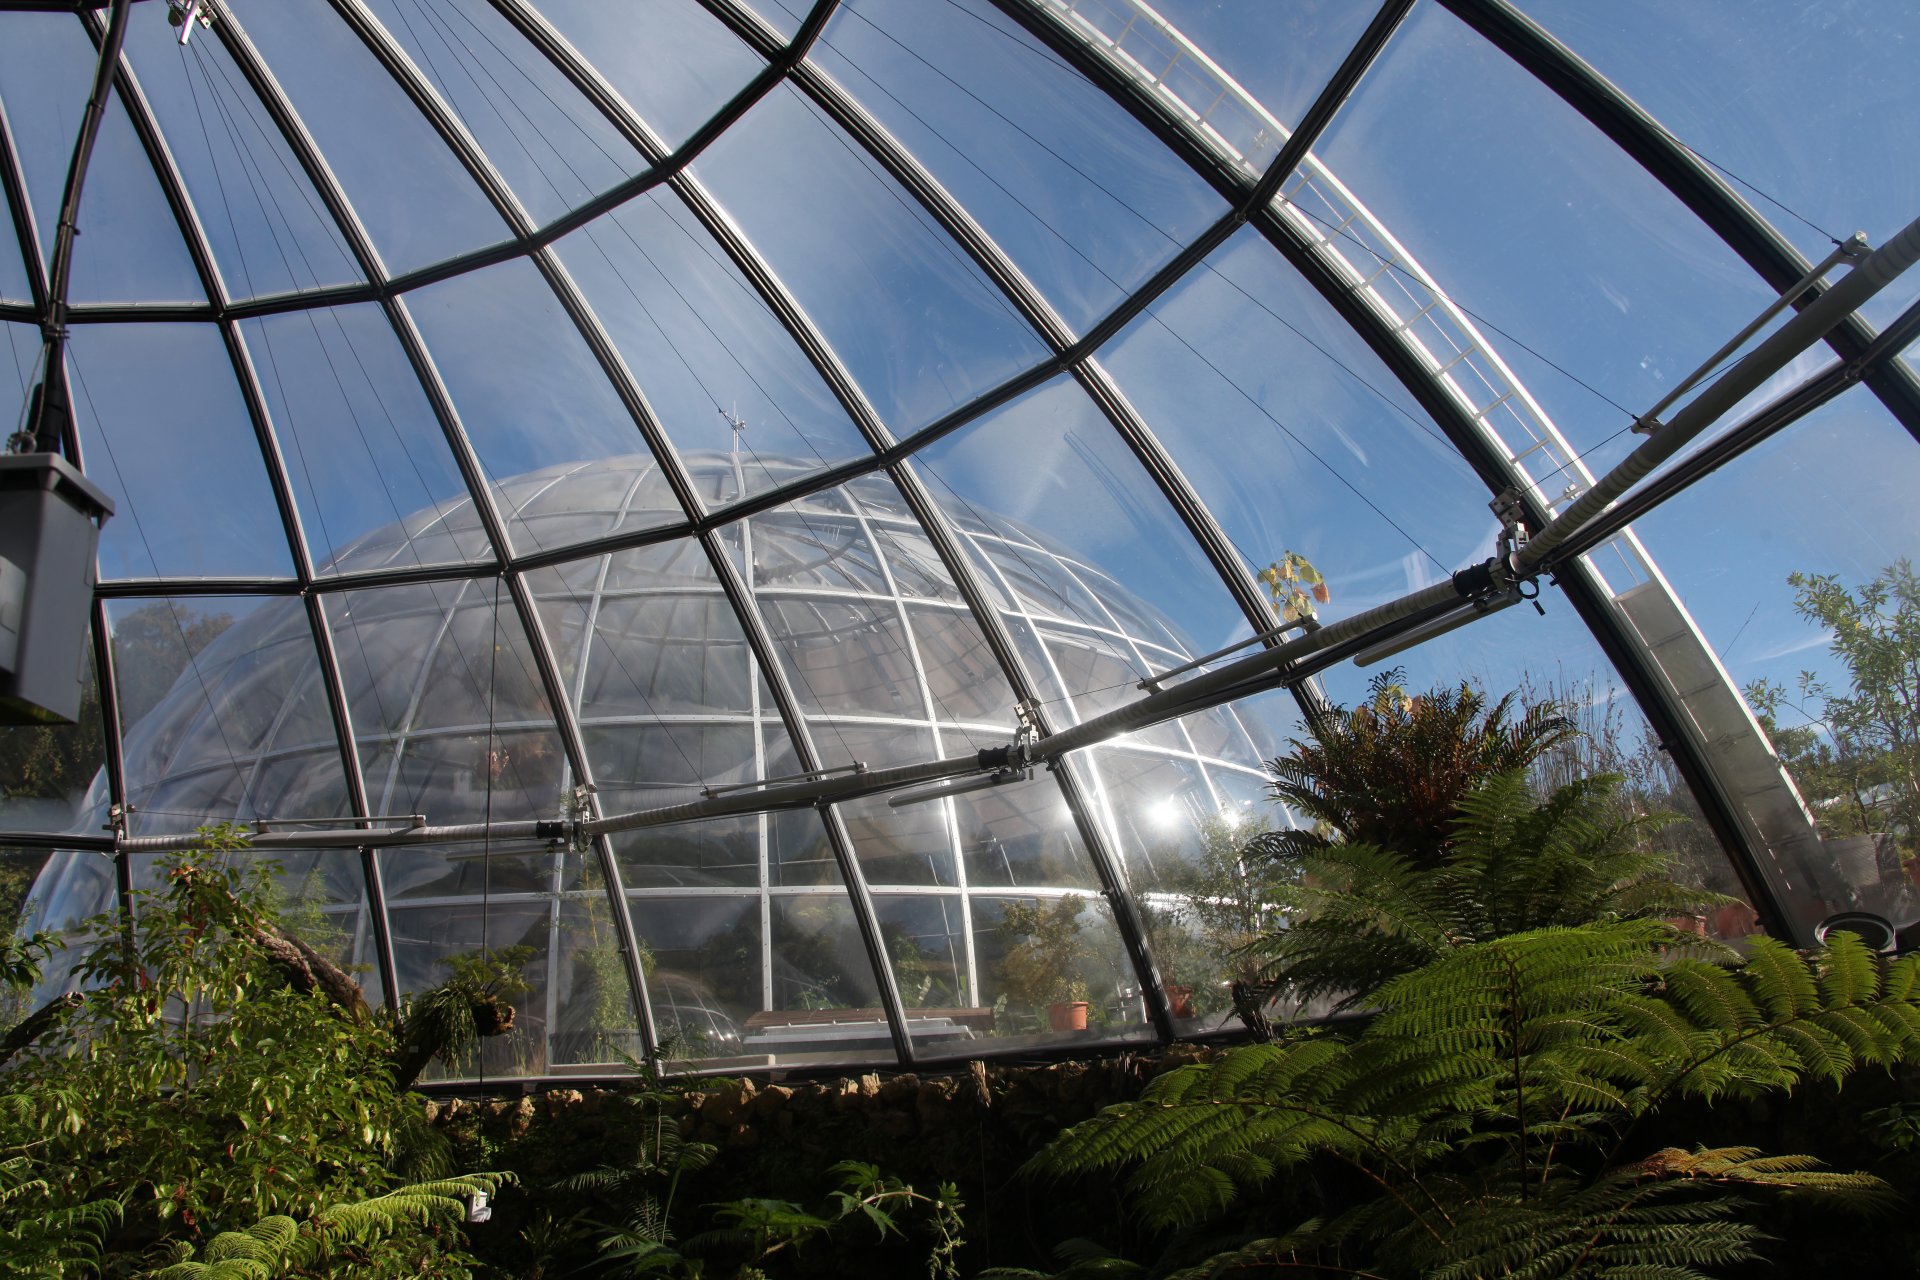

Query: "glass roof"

xmin=2 ymin=0 xmax=1916 ymax=1081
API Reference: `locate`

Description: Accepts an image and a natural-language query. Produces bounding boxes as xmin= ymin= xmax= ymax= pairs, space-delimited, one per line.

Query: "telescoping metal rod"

xmin=113 ymin=748 xmax=1004 ymax=854
xmin=1518 ymin=213 xmax=1920 ymax=574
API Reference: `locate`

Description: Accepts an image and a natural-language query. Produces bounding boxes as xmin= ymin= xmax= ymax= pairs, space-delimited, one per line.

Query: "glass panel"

xmin=816 ymin=0 xmax=1229 ymax=333
xmin=123 ymin=16 xmax=362 ymax=299
xmin=266 ymin=845 xmax=381 ymax=1002
xmin=593 ymin=726 xmax=759 ymax=889
xmin=953 ymin=771 xmax=1095 ymax=890
xmin=769 ymin=893 xmax=884 ymax=1017
xmin=1313 ymin=4 xmax=1783 ymax=477
xmin=558 ymin=193 xmax=873 ymax=498
xmin=12 ymin=847 xmax=116 ymax=996
xmin=388 ymin=899 xmax=553 ymax=1080
xmin=0 ymin=15 xmax=205 ymax=303
xmin=361 ymin=0 xmax=646 ymax=225
xmin=1100 ymin=226 xmax=1487 ymax=624
xmin=737 ymin=0 xmax=802 ymax=41
xmin=1628 ymin=386 xmax=1920 ymax=936
xmin=66 ymin=323 xmax=293 ymax=581
xmin=910 ymin=374 xmax=1248 ymax=662
xmin=1520 ymin=0 xmax=1920 ymax=333
xmin=322 ymin=578 xmax=568 ymax=824
xmin=755 ymin=596 xmax=924 ymax=720
xmin=226 ymin=0 xmax=508 ymax=275
xmin=3 ymin=324 xmax=35 ymax=414
xmin=405 ymin=257 xmax=677 ymax=556
xmin=110 ymin=595 xmax=348 ymax=835
xmin=552 ymin=890 xmax=642 ymax=1066
xmin=907 ymin=605 xmax=1016 ymax=727
xmin=0 ymin=619 xmax=107 ymax=838
xmin=534 ymin=0 xmax=767 ymax=152
xmin=627 ymin=888 xmax=896 ymax=1070
xmin=819 ymin=723 xmax=953 ymax=887
xmin=875 ymin=893 xmax=974 ymax=1009
xmin=965 ymin=893 xmax=1149 ymax=1055
xmin=692 ymin=82 xmax=1049 ymax=434
xmin=1071 ymin=0 xmax=1384 ymax=156
xmin=242 ymin=303 xmax=488 ymax=574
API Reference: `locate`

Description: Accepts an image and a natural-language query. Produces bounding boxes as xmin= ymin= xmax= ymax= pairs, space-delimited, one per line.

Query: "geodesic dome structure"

xmin=2 ymin=0 xmax=1918 ymax=1080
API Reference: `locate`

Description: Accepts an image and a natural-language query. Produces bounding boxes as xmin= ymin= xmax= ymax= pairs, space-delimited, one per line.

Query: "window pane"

xmin=966 ymin=893 xmax=1150 ymax=1055
xmin=110 ymin=596 xmax=347 ymax=835
xmin=361 ymin=0 xmax=646 ymax=225
xmin=558 ymin=194 xmax=874 ymax=499
xmin=124 ymin=17 xmax=362 ymax=299
xmin=693 ymin=82 xmax=1049 ymax=434
xmin=534 ymin=0 xmax=766 ymax=152
xmin=242 ymin=304 xmax=487 ymax=574
xmin=405 ymin=257 xmax=679 ymax=555
xmin=0 ymin=619 xmax=108 ymax=838
xmin=815 ymin=0 xmax=1228 ymax=333
xmin=227 ymin=0 xmax=508 ymax=275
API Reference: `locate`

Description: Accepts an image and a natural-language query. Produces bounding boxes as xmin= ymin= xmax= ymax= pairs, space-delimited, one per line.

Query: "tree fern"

xmin=147 ymin=1174 xmax=509 ymax=1279
xmin=1025 ymin=923 xmax=1920 ymax=1277
xmin=1252 ymin=771 xmax=1726 ymax=1011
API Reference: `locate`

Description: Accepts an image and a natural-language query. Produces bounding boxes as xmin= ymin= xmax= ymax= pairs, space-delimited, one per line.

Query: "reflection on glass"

xmin=965 ymin=893 xmax=1150 ymax=1054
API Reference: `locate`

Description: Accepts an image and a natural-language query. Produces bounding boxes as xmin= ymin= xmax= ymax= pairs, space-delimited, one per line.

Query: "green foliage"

xmin=1256 ymin=769 xmax=1728 ymax=1009
xmin=0 ymin=833 xmax=498 ymax=1278
xmin=1025 ymin=922 xmax=1917 ymax=1277
xmin=148 ymin=1174 xmax=510 ymax=1279
xmin=1256 ymin=551 xmax=1329 ymax=625
xmin=682 ymin=1160 xmax=965 ymax=1280
xmin=1250 ymin=668 xmax=1576 ymax=875
xmin=1747 ymin=560 xmax=1920 ymax=862
xmin=0 ymin=1152 xmax=122 ymax=1278
xmin=996 ymin=897 xmax=1094 ymax=1008
xmin=394 ymin=945 xmax=534 ymax=1087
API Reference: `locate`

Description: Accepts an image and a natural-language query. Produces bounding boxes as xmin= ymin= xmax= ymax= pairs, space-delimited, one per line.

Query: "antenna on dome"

xmin=720 ymin=403 xmax=747 ymax=458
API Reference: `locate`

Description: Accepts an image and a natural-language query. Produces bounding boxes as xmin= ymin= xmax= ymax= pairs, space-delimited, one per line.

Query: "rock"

xmin=701 ymin=1080 xmax=757 ymax=1125
xmin=724 ymin=1123 xmax=758 ymax=1149
xmin=879 ymin=1073 xmax=919 ymax=1104
xmin=421 ymin=1099 xmax=440 ymax=1124
xmin=545 ymin=1088 xmax=583 ymax=1117
xmin=754 ymin=1084 xmax=793 ymax=1116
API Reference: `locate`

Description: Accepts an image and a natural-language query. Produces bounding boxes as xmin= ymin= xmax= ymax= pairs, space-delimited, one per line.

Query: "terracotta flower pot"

xmin=1046 ymin=1000 xmax=1090 ymax=1032
xmin=1166 ymin=985 xmax=1195 ymax=1018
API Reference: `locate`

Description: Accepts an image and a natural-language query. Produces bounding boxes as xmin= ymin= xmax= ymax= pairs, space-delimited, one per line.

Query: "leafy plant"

xmin=148 ymin=1174 xmax=510 ymax=1279
xmin=1254 ymin=768 xmax=1729 ymax=1010
xmin=394 ymin=945 xmax=534 ymax=1088
xmin=1257 ymin=551 xmax=1330 ymax=625
xmin=682 ymin=1161 xmax=965 ymax=1280
xmin=1747 ymin=559 xmax=1920 ymax=866
xmin=0 ymin=834 xmax=499 ymax=1278
xmin=996 ymin=897 xmax=1095 ymax=1009
xmin=1248 ymin=668 xmax=1575 ymax=876
xmin=1024 ymin=921 xmax=1915 ymax=1278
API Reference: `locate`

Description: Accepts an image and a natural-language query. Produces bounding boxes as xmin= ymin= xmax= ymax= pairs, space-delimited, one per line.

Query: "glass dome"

xmin=2 ymin=0 xmax=1916 ymax=1079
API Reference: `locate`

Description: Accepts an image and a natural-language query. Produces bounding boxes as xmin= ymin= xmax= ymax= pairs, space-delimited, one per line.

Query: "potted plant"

xmin=995 ymin=895 xmax=1095 ymax=1033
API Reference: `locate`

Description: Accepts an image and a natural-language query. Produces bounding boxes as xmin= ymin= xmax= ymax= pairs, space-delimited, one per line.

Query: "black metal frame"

xmin=2 ymin=0 xmax=1914 ymax=1062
